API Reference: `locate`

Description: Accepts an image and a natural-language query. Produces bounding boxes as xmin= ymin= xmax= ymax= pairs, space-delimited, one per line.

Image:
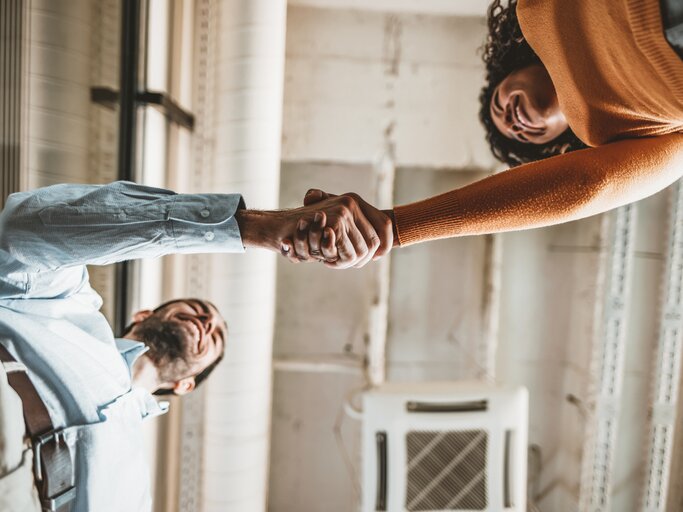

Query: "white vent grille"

xmin=363 ymin=382 xmax=527 ymax=512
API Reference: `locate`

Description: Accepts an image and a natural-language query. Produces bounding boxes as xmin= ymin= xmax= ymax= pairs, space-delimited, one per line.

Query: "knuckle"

xmin=339 ymin=195 xmax=354 ymax=208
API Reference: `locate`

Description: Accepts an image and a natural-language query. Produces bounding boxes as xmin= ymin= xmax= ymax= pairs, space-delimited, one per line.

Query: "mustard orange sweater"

xmin=393 ymin=0 xmax=683 ymax=245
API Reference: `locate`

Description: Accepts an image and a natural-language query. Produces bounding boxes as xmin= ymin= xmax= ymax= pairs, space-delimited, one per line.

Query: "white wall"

xmin=282 ymin=6 xmax=496 ymax=170
xmin=270 ymin=5 xmax=674 ymax=512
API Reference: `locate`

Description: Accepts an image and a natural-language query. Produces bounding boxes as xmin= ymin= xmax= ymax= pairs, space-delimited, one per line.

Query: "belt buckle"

xmin=32 ymin=429 xmax=76 ymax=511
xmin=33 ymin=428 xmax=65 ymax=482
xmin=41 ymin=486 xmax=77 ymax=511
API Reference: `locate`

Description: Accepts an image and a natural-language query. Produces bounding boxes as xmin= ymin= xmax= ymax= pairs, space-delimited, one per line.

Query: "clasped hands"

xmin=277 ymin=189 xmax=395 ymax=269
xmin=236 ymin=189 xmax=395 ymax=268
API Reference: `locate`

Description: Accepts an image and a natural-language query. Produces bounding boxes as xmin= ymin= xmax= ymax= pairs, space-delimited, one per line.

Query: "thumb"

xmin=303 ymin=188 xmax=335 ymax=206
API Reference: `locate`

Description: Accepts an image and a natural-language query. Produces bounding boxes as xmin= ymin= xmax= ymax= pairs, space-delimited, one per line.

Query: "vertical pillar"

xmin=479 ymin=232 xmax=503 ymax=381
xmin=201 ymin=1 xmax=287 ymax=511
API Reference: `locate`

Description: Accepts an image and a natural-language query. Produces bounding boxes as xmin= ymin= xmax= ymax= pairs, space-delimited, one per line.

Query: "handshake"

xmin=236 ymin=189 xmax=396 ymax=269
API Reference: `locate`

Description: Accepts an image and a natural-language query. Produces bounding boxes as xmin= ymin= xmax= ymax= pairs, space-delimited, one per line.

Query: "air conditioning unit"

xmin=362 ymin=381 xmax=528 ymax=512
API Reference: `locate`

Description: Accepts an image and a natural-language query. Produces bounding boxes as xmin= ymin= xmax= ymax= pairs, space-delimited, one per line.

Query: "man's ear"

xmin=132 ymin=309 xmax=154 ymax=324
xmin=173 ymin=377 xmax=196 ymax=396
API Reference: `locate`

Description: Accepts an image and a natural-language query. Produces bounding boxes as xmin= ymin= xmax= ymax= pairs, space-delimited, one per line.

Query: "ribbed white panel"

xmin=0 ymin=0 xmax=29 ymax=205
xmin=176 ymin=3 xmax=218 ymax=511
xmin=579 ymin=205 xmax=637 ymax=512
xmin=201 ymin=1 xmax=287 ymax=511
xmin=640 ymin=182 xmax=683 ymax=512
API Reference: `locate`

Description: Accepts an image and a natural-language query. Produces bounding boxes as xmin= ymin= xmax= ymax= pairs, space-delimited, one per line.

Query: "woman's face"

xmin=490 ymin=64 xmax=568 ymax=144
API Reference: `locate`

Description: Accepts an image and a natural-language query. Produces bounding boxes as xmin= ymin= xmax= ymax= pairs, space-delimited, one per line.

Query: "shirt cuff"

xmin=168 ymin=193 xmax=247 ymax=254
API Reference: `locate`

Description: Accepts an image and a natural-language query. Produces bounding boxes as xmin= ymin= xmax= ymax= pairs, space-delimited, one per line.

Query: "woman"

xmin=285 ymin=0 xmax=683 ymax=268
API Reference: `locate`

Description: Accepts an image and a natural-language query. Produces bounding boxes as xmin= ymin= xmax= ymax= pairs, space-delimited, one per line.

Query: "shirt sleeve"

xmin=0 ymin=181 xmax=246 ymax=273
xmin=393 ymin=134 xmax=683 ymax=245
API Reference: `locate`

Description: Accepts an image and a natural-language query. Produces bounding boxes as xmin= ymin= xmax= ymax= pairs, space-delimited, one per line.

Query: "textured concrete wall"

xmin=281 ymin=6 xmax=495 ymax=170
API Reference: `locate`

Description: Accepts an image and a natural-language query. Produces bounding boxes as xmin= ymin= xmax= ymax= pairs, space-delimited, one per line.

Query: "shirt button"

xmin=200 ymin=209 xmax=210 ymax=218
xmin=204 ymin=231 xmax=215 ymax=241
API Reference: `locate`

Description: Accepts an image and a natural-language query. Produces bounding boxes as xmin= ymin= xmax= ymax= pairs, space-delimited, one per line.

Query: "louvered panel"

xmin=0 ymin=0 xmax=28 ymax=205
xmin=406 ymin=430 xmax=488 ymax=511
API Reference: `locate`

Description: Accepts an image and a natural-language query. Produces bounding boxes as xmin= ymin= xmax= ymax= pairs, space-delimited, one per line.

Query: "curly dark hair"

xmin=479 ymin=0 xmax=587 ymax=167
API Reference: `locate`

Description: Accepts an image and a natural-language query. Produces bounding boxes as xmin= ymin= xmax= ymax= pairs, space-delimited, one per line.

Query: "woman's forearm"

xmin=392 ymin=134 xmax=683 ymax=246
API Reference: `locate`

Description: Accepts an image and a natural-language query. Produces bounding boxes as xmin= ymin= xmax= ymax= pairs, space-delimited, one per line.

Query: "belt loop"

xmin=2 ymin=361 xmax=28 ymax=373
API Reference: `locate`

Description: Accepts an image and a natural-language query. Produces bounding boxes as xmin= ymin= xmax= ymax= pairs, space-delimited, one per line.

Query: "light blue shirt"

xmin=0 ymin=181 xmax=245 ymax=511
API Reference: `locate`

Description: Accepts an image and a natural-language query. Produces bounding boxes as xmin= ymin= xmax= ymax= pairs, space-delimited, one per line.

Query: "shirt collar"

xmin=114 ymin=338 xmax=169 ymax=419
xmin=115 ymin=338 xmax=148 ymax=373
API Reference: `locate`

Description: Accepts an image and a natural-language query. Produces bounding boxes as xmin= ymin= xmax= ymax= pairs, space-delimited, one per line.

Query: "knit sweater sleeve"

xmin=393 ymin=134 xmax=683 ymax=245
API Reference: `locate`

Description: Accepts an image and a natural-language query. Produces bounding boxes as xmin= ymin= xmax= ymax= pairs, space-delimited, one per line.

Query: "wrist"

xmin=235 ymin=209 xmax=292 ymax=251
xmin=382 ymin=209 xmax=399 ymax=247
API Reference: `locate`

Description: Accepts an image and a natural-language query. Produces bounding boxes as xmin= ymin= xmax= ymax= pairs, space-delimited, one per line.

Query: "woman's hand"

xmin=281 ymin=189 xmax=395 ymax=269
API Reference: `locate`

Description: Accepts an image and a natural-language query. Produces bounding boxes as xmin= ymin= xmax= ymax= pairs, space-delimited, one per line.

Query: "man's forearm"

xmin=0 ymin=182 xmax=245 ymax=271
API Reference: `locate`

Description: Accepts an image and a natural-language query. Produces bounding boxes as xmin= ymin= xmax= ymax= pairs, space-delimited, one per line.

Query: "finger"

xmin=327 ymin=230 xmax=357 ymax=269
xmin=280 ymin=240 xmax=301 ymax=264
xmin=346 ymin=212 xmax=378 ymax=268
xmin=342 ymin=193 xmax=392 ymax=260
xmin=308 ymin=211 xmax=326 ymax=259
xmin=343 ymin=223 xmax=370 ymax=269
xmin=303 ymin=189 xmax=336 ymax=206
xmin=321 ymin=227 xmax=337 ymax=263
xmin=293 ymin=218 xmax=312 ymax=261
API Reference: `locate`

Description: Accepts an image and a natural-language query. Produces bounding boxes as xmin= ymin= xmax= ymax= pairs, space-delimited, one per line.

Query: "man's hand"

xmin=293 ymin=189 xmax=395 ymax=268
xmin=235 ymin=194 xmax=387 ymax=269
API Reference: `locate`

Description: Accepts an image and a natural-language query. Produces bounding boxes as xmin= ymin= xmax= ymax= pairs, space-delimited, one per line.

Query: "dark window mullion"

xmin=114 ymin=0 xmax=142 ymax=336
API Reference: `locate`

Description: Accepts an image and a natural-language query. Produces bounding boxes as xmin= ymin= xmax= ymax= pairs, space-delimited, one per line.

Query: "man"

xmin=0 ymin=181 xmax=392 ymax=511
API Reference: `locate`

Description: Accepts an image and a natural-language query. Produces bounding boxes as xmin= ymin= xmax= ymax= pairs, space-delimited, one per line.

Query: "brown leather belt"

xmin=0 ymin=344 xmax=76 ymax=512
